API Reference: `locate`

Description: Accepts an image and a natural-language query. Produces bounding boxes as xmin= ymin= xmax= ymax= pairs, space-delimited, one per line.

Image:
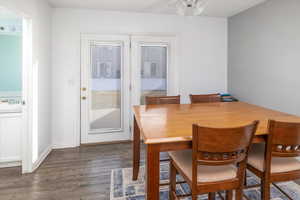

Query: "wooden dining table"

xmin=132 ymin=101 xmax=300 ymax=200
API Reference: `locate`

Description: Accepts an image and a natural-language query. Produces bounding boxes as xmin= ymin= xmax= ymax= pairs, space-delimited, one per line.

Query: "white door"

xmin=131 ymin=36 xmax=178 ymax=106
xmin=81 ymin=34 xmax=131 ymax=144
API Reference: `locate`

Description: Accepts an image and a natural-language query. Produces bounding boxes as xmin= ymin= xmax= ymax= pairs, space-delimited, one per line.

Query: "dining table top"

xmin=133 ymin=102 xmax=300 ymax=144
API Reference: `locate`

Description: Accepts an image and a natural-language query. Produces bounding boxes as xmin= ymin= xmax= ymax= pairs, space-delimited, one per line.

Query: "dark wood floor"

xmin=1 ymin=143 xmax=300 ymax=200
xmin=0 ymin=143 xmax=146 ymax=200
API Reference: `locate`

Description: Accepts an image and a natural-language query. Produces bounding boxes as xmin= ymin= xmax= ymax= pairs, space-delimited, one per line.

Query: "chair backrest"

xmin=145 ymin=95 xmax=180 ymax=105
xmin=189 ymin=93 xmax=221 ymax=103
xmin=192 ymin=121 xmax=259 ymax=166
xmin=268 ymin=120 xmax=300 ymax=157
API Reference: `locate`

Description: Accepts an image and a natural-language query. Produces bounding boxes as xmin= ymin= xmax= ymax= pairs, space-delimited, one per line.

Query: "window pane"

xmin=140 ymin=46 xmax=167 ymax=105
xmin=90 ymin=45 xmax=122 ymax=131
xmin=0 ymin=28 xmax=23 ymax=112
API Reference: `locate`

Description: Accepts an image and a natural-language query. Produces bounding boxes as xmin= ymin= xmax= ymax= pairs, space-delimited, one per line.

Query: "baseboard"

xmin=52 ymin=139 xmax=132 ymax=149
xmin=80 ymin=139 xmax=132 ymax=146
xmin=32 ymin=145 xmax=52 ymax=172
xmin=0 ymin=160 xmax=21 ymax=168
xmin=52 ymin=143 xmax=77 ymax=150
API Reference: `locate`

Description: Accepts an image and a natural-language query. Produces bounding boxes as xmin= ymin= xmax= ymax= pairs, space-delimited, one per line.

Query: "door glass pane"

xmin=140 ymin=46 xmax=167 ymax=105
xmin=90 ymin=44 xmax=122 ymax=131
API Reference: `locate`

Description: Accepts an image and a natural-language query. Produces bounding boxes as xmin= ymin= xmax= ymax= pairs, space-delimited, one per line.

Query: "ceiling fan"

xmin=147 ymin=0 xmax=210 ymax=16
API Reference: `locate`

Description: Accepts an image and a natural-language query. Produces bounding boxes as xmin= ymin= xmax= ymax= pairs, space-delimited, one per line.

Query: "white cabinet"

xmin=0 ymin=113 xmax=22 ymax=167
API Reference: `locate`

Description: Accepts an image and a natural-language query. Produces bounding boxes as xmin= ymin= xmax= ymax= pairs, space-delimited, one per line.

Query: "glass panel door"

xmin=81 ymin=35 xmax=176 ymax=144
xmin=81 ymin=34 xmax=130 ymax=144
xmin=140 ymin=46 xmax=168 ymax=105
xmin=131 ymin=36 xmax=177 ymax=108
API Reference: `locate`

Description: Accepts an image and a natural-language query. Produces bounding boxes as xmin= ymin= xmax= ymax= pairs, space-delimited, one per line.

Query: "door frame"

xmin=21 ymin=16 xmax=34 ymax=173
xmin=78 ymin=33 xmax=178 ymax=145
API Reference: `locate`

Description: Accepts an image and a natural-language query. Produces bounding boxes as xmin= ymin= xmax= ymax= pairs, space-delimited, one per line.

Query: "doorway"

xmin=80 ymin=34 xmax=177 ymax=144
xmin=0 ymin=6 xmax=33 ymax=173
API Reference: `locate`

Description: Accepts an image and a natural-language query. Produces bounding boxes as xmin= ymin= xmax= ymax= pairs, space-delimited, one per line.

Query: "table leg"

xmin=146 ymin=144 xmax=160 ymax=200
xmin=132 ymin=116 xmax=140 ymax=181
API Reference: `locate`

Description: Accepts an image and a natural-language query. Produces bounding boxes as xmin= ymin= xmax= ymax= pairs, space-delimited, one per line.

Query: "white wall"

xmin=228 ymin=0 xmax=300 ymax=116
xmin=0 ymin=0 xmax=52 ymax=169
xmin=52 ymin=8 xmax=227 ymax=148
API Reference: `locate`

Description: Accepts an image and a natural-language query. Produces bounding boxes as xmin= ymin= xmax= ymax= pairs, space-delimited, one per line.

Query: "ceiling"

xmin=47 ymin=0 xmax=267 ymax=17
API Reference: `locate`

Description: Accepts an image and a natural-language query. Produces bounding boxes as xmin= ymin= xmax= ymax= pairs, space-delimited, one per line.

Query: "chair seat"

xmin=248 ymin=144 xmax=300 ymax=173
xmin=169 ymin=150 xmax=237 ymax=183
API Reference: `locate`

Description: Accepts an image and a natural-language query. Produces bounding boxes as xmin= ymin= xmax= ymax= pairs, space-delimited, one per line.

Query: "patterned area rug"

xmin=110 ymin=163 xmax=300 ymax=200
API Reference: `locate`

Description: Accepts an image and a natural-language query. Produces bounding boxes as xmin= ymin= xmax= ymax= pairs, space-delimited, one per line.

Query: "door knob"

xmin=82 ymin=97 xmax=86 ymax=100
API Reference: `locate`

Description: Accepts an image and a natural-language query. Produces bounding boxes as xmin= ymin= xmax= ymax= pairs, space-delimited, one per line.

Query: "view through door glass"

xmin=140 ymin=46 xmax=167 ymax=105
xmin=90 ymin=45 xmax=122 ymax=131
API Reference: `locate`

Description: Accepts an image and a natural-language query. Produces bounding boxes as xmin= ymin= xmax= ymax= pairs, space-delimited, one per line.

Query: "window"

xmin=140 ymin=46 xmax=168 ymax=104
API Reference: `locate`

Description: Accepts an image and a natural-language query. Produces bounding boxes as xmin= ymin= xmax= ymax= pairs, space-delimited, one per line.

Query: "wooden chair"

xmin=145 ymin=95 xmax=180 ymax=105
xmin=189 ymin=93 xmax=221 ymax=104
xmin=144 ymin=95 xmax=181 ymax=180
xmin=247 ymin=120 xmax=300 ymax=200
xmin=169 ymin=121 xmax=259 ymax=200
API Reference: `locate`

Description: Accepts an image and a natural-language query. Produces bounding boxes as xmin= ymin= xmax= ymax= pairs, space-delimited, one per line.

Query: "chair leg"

xmin=169 ymin=160 xmax=177 ymax=200
xmin=235 ymin=188 xmax=243 ymax=200
xmin=192 ymin=194 xmax=198 ymax=200
xmin=208 ymin=192 xmax=216 ymax=200
xmin=244 ymin=171 xmax=247 ymax=186
xmin=226 ymin=190 xmax=233 ymax=200
xmin=261 ymin=179 xmax=270 ymax=200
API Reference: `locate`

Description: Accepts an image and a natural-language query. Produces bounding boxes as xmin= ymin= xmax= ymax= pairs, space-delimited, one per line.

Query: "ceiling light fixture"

xmin=176 ymin=0 xmax=209 ymax=16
